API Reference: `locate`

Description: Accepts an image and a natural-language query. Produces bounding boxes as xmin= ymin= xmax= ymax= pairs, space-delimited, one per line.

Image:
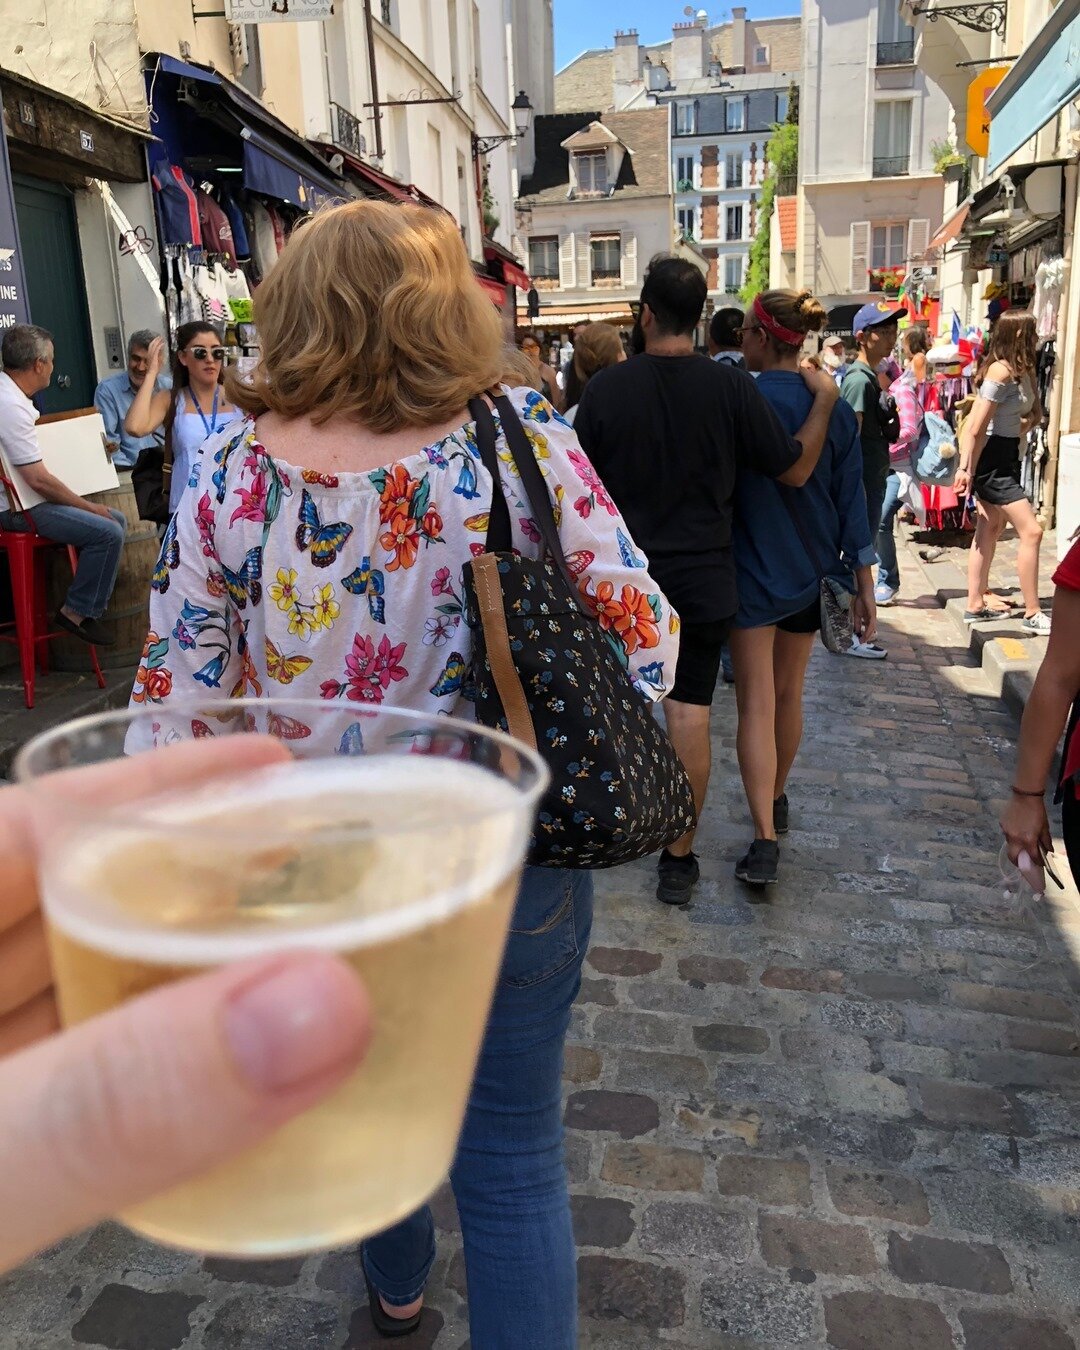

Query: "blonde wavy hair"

xmin=226 ymin=201 xmax=504 ymax=431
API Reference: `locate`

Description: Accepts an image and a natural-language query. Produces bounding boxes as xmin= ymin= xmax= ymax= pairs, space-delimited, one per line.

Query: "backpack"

xmin=911 ymin=409 xmax=958 ymax=486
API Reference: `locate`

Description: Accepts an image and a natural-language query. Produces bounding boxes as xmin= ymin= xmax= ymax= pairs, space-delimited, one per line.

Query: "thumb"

xmin=0 ymin=951 xmax=370 ymax=1272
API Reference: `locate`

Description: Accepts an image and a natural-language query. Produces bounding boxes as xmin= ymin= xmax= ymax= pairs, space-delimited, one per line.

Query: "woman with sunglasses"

xmin=125 ymin=323 xmax=244 ymax=515
xmin=728 ymin=289 xmax=877 ymax=887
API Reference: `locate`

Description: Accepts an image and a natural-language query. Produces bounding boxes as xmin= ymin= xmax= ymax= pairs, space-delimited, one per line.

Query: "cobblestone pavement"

xmin=5 ymin=594 xmax=1080 ymax=1349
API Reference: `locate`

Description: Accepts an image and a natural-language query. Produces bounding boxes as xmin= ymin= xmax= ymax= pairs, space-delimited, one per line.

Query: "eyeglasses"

xmin=735 ymin=325 xmax=762 ymax=338
xmin=186 ymin=345 xmax=226 ymax=362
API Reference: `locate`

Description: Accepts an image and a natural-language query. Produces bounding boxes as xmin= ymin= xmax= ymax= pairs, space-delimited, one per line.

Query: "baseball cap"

xmin=821 ymin=334 xmax=845 ymax=350
xmin=852 ymin=301 xmax=905 ymax=336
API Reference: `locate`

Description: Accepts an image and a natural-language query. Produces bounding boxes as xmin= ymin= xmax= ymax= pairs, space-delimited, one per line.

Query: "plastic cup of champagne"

xmin=15 ymin=700 xmax=547 ymax=1258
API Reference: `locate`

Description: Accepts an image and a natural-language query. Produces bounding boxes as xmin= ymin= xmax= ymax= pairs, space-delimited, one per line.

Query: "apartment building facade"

xmin=796 ymin=0 xmax=949 ymax=314
xmin=513 ymin=106 xmax=672 ymax=330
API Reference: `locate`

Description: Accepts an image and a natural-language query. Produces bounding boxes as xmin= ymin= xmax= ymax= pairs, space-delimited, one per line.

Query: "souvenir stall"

xmin=919 ymin=324 xmax=985 ymax=533
xmin=144 ymin=54 xmax=350 ymax=371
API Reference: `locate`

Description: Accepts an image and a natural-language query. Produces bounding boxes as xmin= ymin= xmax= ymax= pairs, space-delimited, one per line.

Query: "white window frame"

xmin=725 ymin=97 xmax=745 ymax=132
xmin=754 ymin=44 xmax=769 ymax=65
xmin=676 ymin=102 xmax=697 ymax=135
xmin=725 ymin=204 xmax=743 ymax=241
xmin=725 ymin=151 xmax=742 ymax=189
xmin=575 ymin=150 xmax=609 ymax=195
xmin=873 ymin=99 xmax=912 ymax=174
xmin=724 ymin=255 xmax=743 ymax=292
xmin=776 ymin=92 xmax=789 ymax=123
xmin=871 ymin=223 xmax=907 ymax=269
xmin=590 ymin=232 xmax=622 ymax=283
xmin=676 ymin=205 xmax=697 ymax=238
xmin=676 ymin=154 xmax=695 ymax=190
xmin=529 ymin=235 xmax=560 ymax=281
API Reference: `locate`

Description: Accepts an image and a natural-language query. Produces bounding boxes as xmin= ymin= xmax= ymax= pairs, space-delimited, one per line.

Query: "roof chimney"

xmin=672 ymin=20 xmax=707 ymax=82
xmin=732 ymin=7 xmax=748 ymax=70
xmin=613 ymin=28 xmax=644 ymax=108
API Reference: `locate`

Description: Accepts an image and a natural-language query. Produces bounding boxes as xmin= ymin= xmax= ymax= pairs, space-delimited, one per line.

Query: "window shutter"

xmin=907 ymin=217 xmax=930 ymax=263
xmin=559 ymin=232 xmax=576 ymax=289
xmin=850 ymin=221 xmax=870 ymax=292
xmin=577 ymin=233 xmax=591 ymax=286
xmin=620 ymin=232 xmax=638 ymax=287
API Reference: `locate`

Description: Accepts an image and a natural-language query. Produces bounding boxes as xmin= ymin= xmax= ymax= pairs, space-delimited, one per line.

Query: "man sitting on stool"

xmin=0 ymin=325 xmax=124 ymax=646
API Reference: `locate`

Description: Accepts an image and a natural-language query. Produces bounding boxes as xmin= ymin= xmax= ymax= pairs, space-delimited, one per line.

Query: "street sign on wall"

xmin=224 ymin=0 xmax=335 ymax=21
xmin=966 ymin=67 xmax=1010 ymax=158
xmin=0 ymin=110 xmax=31 ymax=334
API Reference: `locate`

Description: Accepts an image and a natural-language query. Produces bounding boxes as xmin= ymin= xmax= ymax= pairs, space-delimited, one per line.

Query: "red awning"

xmin=929 ymin=202 xmax=970 ymax=250
xmin=324 ymin=147 xmax=416 ymax=202
xmin=483 ymin=243 xmax=531 ymax=291
xmin=477 ymin=275 xmax=507 ymax=306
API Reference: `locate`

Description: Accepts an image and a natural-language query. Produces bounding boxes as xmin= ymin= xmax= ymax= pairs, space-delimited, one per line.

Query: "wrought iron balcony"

xmin=331 ymin=101 xmax=366 ymax=159
xmin=775 ymin=173 xmax=797 ymax=196
xmin=876 ymin=38 xmax=916 ymax=64
xmin=873 ymin=155 xmax=910 ymax=178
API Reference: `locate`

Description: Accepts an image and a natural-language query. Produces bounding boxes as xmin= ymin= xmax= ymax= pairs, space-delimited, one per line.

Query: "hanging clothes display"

xmin=247 ymin=200 xmax=280 ymax=281
xmin=195 ymin=189 xmax=237 ymax=266
xmin=151 ymin=160 xmax=202 ymax=247
xmin=1032 ymin=255 xmax=1064 ymax=339
xmin=222 ymin=266 xmax=253 ymax=324
xmin=219 ymin=189 xmax=251 ymax=260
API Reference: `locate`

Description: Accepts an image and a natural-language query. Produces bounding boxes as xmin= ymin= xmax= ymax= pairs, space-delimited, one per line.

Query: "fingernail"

xmin=223 ymin=953 xmax=371 ymax=1092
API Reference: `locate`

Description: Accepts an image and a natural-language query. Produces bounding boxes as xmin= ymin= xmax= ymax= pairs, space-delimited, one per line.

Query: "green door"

xmin=12 ymin=175 xmax=96 ymax=416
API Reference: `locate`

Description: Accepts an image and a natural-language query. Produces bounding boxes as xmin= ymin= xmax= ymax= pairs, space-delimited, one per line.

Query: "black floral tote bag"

xmin=461 ymin=394 xmax=696 ymax=869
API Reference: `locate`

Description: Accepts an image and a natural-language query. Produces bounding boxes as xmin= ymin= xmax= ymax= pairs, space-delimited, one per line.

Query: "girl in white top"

xmin=125 ymin=322 xmax=244 ymax=515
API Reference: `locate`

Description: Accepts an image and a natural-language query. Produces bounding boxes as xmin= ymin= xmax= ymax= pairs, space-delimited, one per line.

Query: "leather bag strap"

xmin=468 ymin=396 xmax=513 ymax=554
xmin=471 ymin=552 xmax=537 ymax=749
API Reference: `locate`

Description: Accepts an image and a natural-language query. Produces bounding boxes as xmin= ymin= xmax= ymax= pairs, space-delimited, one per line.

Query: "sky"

xmin=553 ymin=0 xmax=801 ymax=69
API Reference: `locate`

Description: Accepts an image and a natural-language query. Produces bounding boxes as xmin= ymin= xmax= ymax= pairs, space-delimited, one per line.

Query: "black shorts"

xmin=974 ymin=435 xmax=1027 ymax=507
xmin=776 ymin=597 xmax=821 ymax=634
xmin=670 ymin=618 xmax=733 ymax=706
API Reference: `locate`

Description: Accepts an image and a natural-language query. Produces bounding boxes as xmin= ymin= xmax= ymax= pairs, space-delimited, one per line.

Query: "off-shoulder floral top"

xmin=133 ymin=386 xmax=680 ymax=722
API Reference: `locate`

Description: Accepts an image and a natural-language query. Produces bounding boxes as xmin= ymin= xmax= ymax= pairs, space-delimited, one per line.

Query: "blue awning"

xmin=986 ymin=0 xmax=1080 ymax=171
xmin=148 ymin=53 xmax=347 ymax=208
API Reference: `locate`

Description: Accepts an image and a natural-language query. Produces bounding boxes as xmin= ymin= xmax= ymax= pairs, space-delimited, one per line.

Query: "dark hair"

xmin=640 ymin=256 xmax=707 ymax=337
xmin=162 ymin=321 xmax=225 ymax=461
xmin=710 ymin=307 xmax=744 ymax=349
xmin=516 ymin=328 xmax=540 ymax=349
xmin=903 ymin=325 xmax=930 ymax=356
xmin=976 ymin=308 xmax=1037 ymax=385
xmin=1 ymin=323 xmax=53 ymax=372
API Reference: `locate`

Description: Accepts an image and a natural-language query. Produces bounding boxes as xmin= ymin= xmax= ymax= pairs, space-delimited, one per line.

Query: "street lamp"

xmin=473 ymin=90 xmax=534 ymax=157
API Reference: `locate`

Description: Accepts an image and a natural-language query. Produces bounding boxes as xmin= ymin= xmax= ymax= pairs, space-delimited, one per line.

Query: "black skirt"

xmin=974 ymin=434 xmax=1027 ymax=507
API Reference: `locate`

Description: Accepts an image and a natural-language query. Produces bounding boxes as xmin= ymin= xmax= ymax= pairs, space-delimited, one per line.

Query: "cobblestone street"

xmin=4 ymin=572 xmax=1080 ymax=1350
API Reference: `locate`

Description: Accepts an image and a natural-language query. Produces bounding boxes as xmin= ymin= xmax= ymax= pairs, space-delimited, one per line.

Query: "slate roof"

xmin=519 ymin=106 xmax=671 ymax=205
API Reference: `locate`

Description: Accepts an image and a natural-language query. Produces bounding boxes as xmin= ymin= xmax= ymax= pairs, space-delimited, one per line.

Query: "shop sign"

xmin=224 ymin=0 xmax=335 ymax=21
xmin=0 ymin=123 xmax=30 ymax=330
xmin=966 ymin=67 xmax=1009 ymax=158
xmin=79 ymin=130 xmax=94 ymax=153
xmin=987 ymin=235 xmax=1009 ymax=266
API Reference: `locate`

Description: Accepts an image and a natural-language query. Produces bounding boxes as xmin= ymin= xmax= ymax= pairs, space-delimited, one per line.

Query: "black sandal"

xmin=363 ymin=1266 xmax=423 ymax=1338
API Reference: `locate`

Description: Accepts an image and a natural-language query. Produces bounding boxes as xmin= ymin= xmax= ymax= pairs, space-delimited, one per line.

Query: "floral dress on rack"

xmin=134 ymin=386 xmax=680 ymax=731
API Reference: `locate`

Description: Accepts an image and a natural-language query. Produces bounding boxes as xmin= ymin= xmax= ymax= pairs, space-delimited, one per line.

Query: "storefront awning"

xmin=929 ymin=202 xmax=970 ymax=250
xmin=518 ymin=305 xmax=633 ymax=326
xmin=477 ymin=275 xmax=508 ymax=306
xmin=334 ymin=151 xmax=417 ymax=203
xmin=149 ymin=54 xmax=347 ymax=207
xmin=483 ymin=242 xmax=531 ymax=291
xmin=986 ymin=0 xmax=1080 ymax=172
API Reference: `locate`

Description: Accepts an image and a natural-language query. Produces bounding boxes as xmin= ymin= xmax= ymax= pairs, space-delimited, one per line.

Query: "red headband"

xmin=753 ymin=295 xmax=804 ymax=347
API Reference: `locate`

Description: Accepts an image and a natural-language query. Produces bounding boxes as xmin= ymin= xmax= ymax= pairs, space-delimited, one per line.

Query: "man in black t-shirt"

xmin=574 ymin=258 xmax=840 ymax=906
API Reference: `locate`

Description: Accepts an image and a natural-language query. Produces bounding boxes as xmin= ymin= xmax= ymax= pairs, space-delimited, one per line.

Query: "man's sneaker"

xmin=656 ymin=849 xmax=700 ymax=906
xmin=846 ymin=634 xmax=887 ymax=659
xmin=773 ymin=793 xmax=789 ymax=835
xmin=963 ymin=607 xmax=997 ymax=625
xmin=1022 ymin=611 xmax=1052 ymax=635
xmin=874 ymin=582 xmax=898 ymax=606
xmin=735 ymin=839 xmax=779 ymax=888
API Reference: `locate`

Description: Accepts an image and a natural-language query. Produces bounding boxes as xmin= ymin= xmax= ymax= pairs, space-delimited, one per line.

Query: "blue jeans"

xmin=0 ymin=504 xmax=126 ymax=619
xmin=876 ymin=471 xmax=903 ymax=591
xmin=363 ymin=865 xmax=594 ymax=1349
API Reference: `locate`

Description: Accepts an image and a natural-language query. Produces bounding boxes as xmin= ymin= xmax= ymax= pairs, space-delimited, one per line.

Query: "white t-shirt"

xmin=0 ymin=371 xmax=43 ymax=512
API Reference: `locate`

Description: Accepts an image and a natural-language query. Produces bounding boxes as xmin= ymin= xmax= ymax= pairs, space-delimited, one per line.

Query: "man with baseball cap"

xmin=839 ymin=301 xmax=904 ymax=657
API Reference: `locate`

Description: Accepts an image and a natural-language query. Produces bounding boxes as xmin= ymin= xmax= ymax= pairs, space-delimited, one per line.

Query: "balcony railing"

xmin=331 ymin=101 xmax=366 ymax=159
xmin=725 ymin=174 xmax=742 ymax=189
xmin=873 ymin=155 xmax=910 ymax=178
xmin=775 ymin=173 xmax=797 ymax=196
xmin=876 ymin=38 xmax=915 ymax=65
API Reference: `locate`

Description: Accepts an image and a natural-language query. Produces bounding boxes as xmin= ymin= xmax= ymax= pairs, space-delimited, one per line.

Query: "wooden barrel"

xmin=47 ymin=472 xmax=160 ymax=671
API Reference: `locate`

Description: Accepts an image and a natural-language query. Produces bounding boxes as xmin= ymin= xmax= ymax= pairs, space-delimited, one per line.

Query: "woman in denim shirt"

xmin=729 ymin=289 xmax=878 ymax=887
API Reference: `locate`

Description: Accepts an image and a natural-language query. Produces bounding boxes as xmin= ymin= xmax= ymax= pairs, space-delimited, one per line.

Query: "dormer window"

xmin=576 ymin=151 xmax=609 ymax=196
xmin=676 ymin=102 xmax=696 ymax=136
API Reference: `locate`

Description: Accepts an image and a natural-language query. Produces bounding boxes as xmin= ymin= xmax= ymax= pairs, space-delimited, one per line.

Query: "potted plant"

xmin=868 ymin=266 xmax=905 ymax=296
xmin=931 ymin=138 xmax=965 ymax=181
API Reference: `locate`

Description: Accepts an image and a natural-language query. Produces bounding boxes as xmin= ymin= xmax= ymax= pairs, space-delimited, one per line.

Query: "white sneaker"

xmin=1022 ymin=611 xmax=1052 ymax=635
xmin=847 ymin=634 xmax=888 ymax=659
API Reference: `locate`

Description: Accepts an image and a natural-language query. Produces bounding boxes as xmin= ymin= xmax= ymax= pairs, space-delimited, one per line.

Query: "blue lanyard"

xmin=192 ymin=386 xmax=221 ymax=439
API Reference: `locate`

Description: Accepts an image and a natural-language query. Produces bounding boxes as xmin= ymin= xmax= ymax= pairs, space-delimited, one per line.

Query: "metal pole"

xmin=362 ymin=0 xmax=384 ymax=161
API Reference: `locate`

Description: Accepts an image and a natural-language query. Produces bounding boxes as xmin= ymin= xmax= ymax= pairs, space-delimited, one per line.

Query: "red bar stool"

xmin=0 ymin=475 xmax=105 ymax=709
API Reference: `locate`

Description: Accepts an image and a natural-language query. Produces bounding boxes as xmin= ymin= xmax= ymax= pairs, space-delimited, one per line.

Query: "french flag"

xmin=951 ymin=311 xmax=962 ymax=344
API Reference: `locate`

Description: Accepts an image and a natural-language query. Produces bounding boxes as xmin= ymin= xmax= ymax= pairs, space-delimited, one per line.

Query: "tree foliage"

xmin=739 ymin=90 xmax=799 ymax=305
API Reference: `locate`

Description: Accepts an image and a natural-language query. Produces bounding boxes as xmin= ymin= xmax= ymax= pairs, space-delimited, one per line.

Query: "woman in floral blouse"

xmin=136 ymin=200 xmax=677 ymax=1348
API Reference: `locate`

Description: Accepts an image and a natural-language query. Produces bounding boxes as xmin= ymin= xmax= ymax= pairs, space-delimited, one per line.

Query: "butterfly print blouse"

xmin=134 ymin=387 xmax=680 ymax=721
